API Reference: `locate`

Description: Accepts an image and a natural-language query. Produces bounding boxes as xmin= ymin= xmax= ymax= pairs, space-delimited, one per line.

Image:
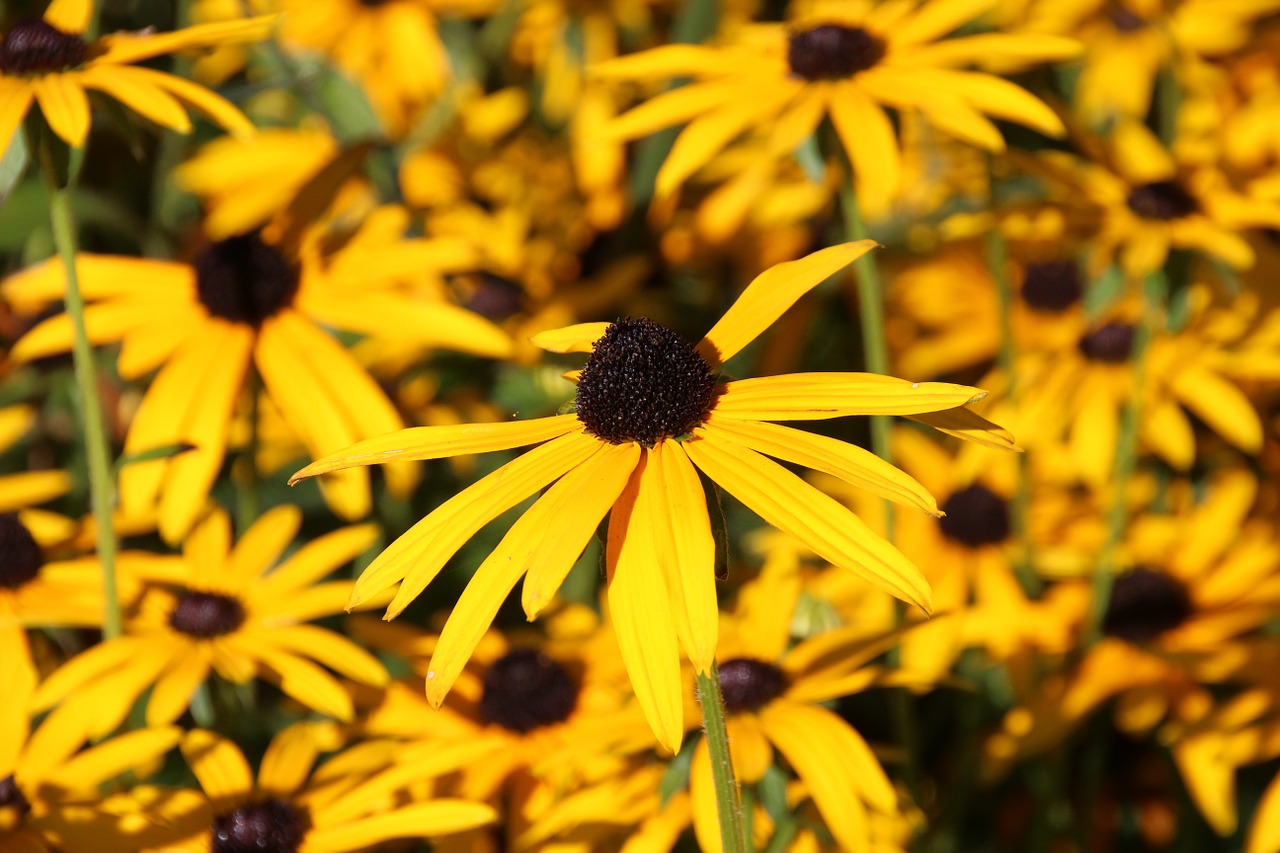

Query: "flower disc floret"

xmin=717 ymin=658 xmax=788 ymax=714
xmin=193 ymin=233 xmax=300 ymax=327
xmin=1078 ymin=322 xmax=1136 ymax=363
xmin=787 ymin=24 xmax=886 ymax=81
xmin=1126 ymin=181 xmax=1198 ymax=221
xmin=478 ymin=648 xmax=579 ymax=733
xmin=1021 ymin=259 xmax=1082 ymax=313
xmin=0 ymin=774 xmax=31 ymax=824
xmin=938 ymin=484 xmax=1011 ymax=548
xmin=0 ymin=512 xmax=43 ymax=590
xmin=1102 ymin=566 xmax=1193 ymax=643
xmin=212 ymin=799 xmax=307 ymax=853
xmin=574 ymin=317 xmax=716 ymax=446
xmin=169 ymin=591 xmax=246 ymax=638
xmin=0 ymin=20 xmax=87 ymax=74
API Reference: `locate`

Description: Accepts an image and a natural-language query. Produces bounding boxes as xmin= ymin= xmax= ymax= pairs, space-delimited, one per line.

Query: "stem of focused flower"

xmin=39 ymin=145 xmax=123 ymax=641
xmin=984 ymin=229 xmax=1042 ymax=598
xmin=697 ymin=663 xmax=748 ymax=853
xmin=1082 ymin=271 xmax=1168 ymax=645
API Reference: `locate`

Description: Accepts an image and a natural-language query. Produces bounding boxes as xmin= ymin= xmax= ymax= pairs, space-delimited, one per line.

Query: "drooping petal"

xmin=829 ymin=86 xmax=901 ymax=221
xmin=685 ymin=429 xmax=932 ymax=613
xmin=697 ymin=243 xmax=877 ymax=368
xmin=907 ymin=406 xmax=1020 ymax=449
xmin=712 ymin=373 xmax=985 ymax=420
xmin=257 ymin=723 xmax=319 ymax=798
xmin=180 ymin=729 xmax=255 ymax=809
xmin=78 ymin=65 xmax=192 ymax=133
xmin=32 ymin=73 xmax=91 ymax=147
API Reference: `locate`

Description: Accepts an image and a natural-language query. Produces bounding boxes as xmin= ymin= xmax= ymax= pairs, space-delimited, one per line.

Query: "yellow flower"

xmin=0 ymin=0 xmax=275 ymax=151
xmin=292 ymin=241 xmax=1009 ymax=751
xmin=28 ymin=506 xmax=389 ymax=737
xmin=2 ymin=206 xmax=513 ymax=540
xmin=592 ymin=0 xmax=1079 ymax=218
xmin=148 ymin=723 xmax=497 ymax=852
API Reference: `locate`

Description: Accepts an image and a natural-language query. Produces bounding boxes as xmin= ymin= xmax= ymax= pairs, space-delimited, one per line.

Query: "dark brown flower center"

xmin=0 ymin=774 xmax=31 ymax=825
xmin=574 ymin=317 xmax=715 ymax=446
xmin=0 ymin=20 xmax=87 ymax=75
xmin=1126 ymin=181 xmax=1197 ymax=221
xmin=1020 ymin=259 xmax=1082 ymax=313
xmin=478 ymin=648 xmax=578 ymax=733
xmin=717 ymin=658 xmax=787 ymax=714
xmin=788 ymin=24 xmax=886 ymax=81
xmin=169 ymin=591 xmax=246 ymax=638
xmin=193 ymin=232 xmax=299 ymax=327
xmin=460 ymin=272 xmax=525 ymax=321
xmin=1078 ymin=322 xmax=1136 ymax=363
xmin=1108 ymin=4 xmax=1148 ymax=32
xmin=938 ymin=484 xmax=1010 ymax=548
xmin=212 ymin=798 xmax=307 ymax=853
xmin=1102 ymin=566 xmax=1193 ymax=644
xmin=0 ymin=512 xmax=43 ymax=590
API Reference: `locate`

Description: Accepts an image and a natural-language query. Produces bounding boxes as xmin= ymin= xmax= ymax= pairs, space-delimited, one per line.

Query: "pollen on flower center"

xmin=169 ymin=591 xmax=246 ymax=638
xmin=193 ymin=232 xmax=300 ymax=327
xmin=0 ymin=512 xmax=43 ymax=590
xmin=0 ymin=774 xmax=31 ymax=825
xmin=938 ymin=484 xmax=1011 ymax=548
xmin=478 ymin=648 xmax=579 ymax=733
xmin=1102 ymin=566 xmax=1193 ymax=644
xmin=1126 ymin=180 xmax=1198 ymax=221
xmin=1078 ymin=322 xmax=1136 ymax=363
xmin=573 ymin=317 xmax=716 ymax=446
xmin=788 ymin=24 xmax=886 ymax=81
xmin=717 ymin=658 xmax=787 ymax=714
xmin=212 ymin=799 xmax=307 ymax=853
xmin=0 ymin=20 xmax=88 ymax=75
xmin=1020 ymin=259 xmax=1082 ymax=313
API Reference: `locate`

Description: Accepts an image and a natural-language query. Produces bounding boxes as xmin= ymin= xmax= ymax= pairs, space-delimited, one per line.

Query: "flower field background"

xmin=4 ymin=0 xmax=1280 ymax=851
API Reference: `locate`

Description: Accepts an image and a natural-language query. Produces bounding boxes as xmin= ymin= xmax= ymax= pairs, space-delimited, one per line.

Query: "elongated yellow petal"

xmin=224 ymin=505 xmax=301 ymax=588
xmin=309 ymin=802 xmax=498 ymax=853
xmin=645 ymin=442 xmax=717 ymax=674
xmin=907 ymin=406 xmax=1019 ymax=449
xmin=1247 ymin=769 xmax=1280 ymax=853
xmin=606 ymin=460 xmax=684 ymax=753
xmin=689 ymin=741 xmax=725 ymax=853
xmin=830 ymin=86 xmax=900 ymax=221
xmin=43 ymin=0 xmax=92 ymax=33
xmin=259 ymin=625 xmax=388 ymax=686
xmin=90 ymin=16 xmax=278 ymax=66
xmin=257 ymin=524 xmax=378 ymax=596
xmin=180 ymin=730 xmax=255 ymax=809
xmin=0 ymin=470 xmax=72 ymax=512
xmin=900 ymin=33 xmax=1082 ymax=69
xmin=0 ymin=80 xmax=34 ymax=162
xmin=45 ymin=727 xmax=182 ymax=791
xmin=1173 ymin=735 xmax=1237 ymax=835
xmin=713 ymin=373 xmax=985 ymax=420
xmin=1171 ymin=364 xmax=1262 ymax=452
xmin=33 ymin=73 xmax=90 ymax=147
xmin=893 ymin=0 xmax=997 ymax=45
xmin=346 ymin=430 xmax=597 ymax=612
xmin=78 ymin=65 xmax=191 ymax=133
xmin=252 ymin=645 xmax=354 ymax=721
xmin=145 ymin=654 xmax=210 ymax=728
xmin=530 ymin=322 xmax=612 ymax=354
xmin=128 ymin=67 xmax=255 ymax=137
xmin=521 ymin=441 xmax=640 ymax=618
xmin=684 ymin=430 xmax=932 ymax=613
xmin=697 ymin=243 xmax=876 ymax=369
xmin=706 ymin=416 xmax=939 ymax=515
xmin=590 ymin=44 xmax=760 ymax=80
xmin=290 ymin=414 xmax=579 ymax=483
xmin=601 ymin=80 xmax=744 ymax=141
xmin=257 ymin=723 xmax=319 ymax=798
xmin=912 ymin=69 xmax=1065 ymax=137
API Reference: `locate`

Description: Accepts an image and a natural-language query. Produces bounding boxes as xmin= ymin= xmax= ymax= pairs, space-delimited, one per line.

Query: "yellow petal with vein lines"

xmin=253 ymin=645 xmax=354 ymax=721
xmin=713 ymin=373 xmax=985 ymax=420
xmin=830 ymin=86 xmax=900 ymax=221
xmin=697 ymin=243 xmax=876 ymax=368
xmin=257 ymin=524 xmax=378 ymax=596
xmin=707 ymin=417 xmax=938 ymax=515
xmin=79 ymin=65 xmax=191 ymax=133
xmin=145 ymin=653 xmax=210 ymax=728
xmin=760 ymin=702 xmax=873 ymax=853
xmin=907 ymin=406 xmax=1020 ymax=450
xmin=310 ymin=802 xmax=498 ymax=852
xmin=521 ymin=441 xmax=640 ymax=618
xmin=346 ymin=430 xmax=596 ymax=612
xmin=180 ymin=730 xmax=255 ymax=808
xmin=645 ymin=442 xmax=717 ymax=673
xmin=225 ymin=505 xmax=301 ymax=587
xmin=90 ymin=16 xmax=278 ymax=66
xmin=257 ymin=723 xmax=319 ymax=798
xmin=129 ymin=67 xmax=254 ymax=137
xmin=607 ymin=462 xmax=684 ymax=753
xmin=32 ymin=73 xmax=90 ymax=147
xmin=1171 ymin=363 xmax=1262 ymax=452
xmin=290 ymin=414 xmax=578 ymax=483
xmin=530 ymin=322 xmax=611 ymax=354
xmin=45 ymin=727 xmax=182 ymax=791
xmin=258 ymin=625 xmax=388 ymax=686
xmin=684 ymin=431 xmax=931 ymax=613
xmin=911 ymin=69 xmax=1064 ymax=137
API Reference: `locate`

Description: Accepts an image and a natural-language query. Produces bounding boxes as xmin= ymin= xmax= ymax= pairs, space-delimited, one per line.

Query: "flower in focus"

xmin=149 ymin=723 xmax=497 ymax=852
xmin=0 ymin=0 xmax=275 ymax=152
xmin=292 ymin=241 xmax=1011 ymax=751
xmin=2 ymin=206 xmax=513 ymax=540
xmin=593 ymin=0 xmax=1079 ymax=218
xmin=28 ymin=506 xmax=389 ymax=736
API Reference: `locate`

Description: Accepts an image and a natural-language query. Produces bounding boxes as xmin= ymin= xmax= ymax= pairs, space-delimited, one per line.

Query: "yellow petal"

xmin=257 ymin=723 xmax=320 ymax=798
xmin=689 ymin=740 xmax=726 ymax=853
xmin=257 ymin=524 xmax=378 ymax=596
xmin=127 ymin=67 xmax=255 ymax=137
xmin=90 ymin=16 xmax=279 ymax=66
xmin=32 ymin=73 xmax=91 ymax=148
xmin=308 ymin=801 xmax=497 ymax=852
xmin=685 ymin=429 xmax=932 ymax=613
xmin=830 ymin=86 xmax=900 ymax=221
xmin=145 ymin=654 xmax=210 ymax=727
xmin=907 ymin=406 xmax=1020 ymax=450
xmin=893 ymin=0 xmax=998 ymax=44
xmin=1171 ymin=364 xmax=1262 ymax=452
xmin=224 ymin=505 xmax=302 ymax=588
xmin=697 ymin=243 xmax=877 ymax=368
xmin=44 ymin=726 xmax=182 ymax=791
xmin=78 ymin=65 xmax=191 ymax=133
xmin=0 ymin=81 xmax=35 ymax=163
xmin=1173 ymin=734 xmax=1237 ymax=835
xmin=530 ymin=322 xmax=611 ymax=354
xmin=43 ymin=0 xmax=92 ymax=33
xmin=0 ymin=470 xmax=73 ymax=512
xmin=1247 ymin=769 xmax=1280 ymax=853
xmin=252 ymin=645 xmax=354 ymax=721
xmin=712 ymin=373 xmax=985 ymax=420
xmin=258 ymin=625 xmax=388 ymax=687
xmin=180 ymin=729 xmax=255 ymax=808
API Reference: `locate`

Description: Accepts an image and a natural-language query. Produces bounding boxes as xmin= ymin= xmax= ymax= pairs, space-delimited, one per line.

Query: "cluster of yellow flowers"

xmin=4 ymin=0 xmax=1280 ymax=850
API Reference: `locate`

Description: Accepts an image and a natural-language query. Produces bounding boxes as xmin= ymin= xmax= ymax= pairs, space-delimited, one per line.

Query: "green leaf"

xmin=0 ymin=129 xmax=30 ymax=205
xmin=1084 ymin=263 xmax=1124 ymax=320
xmin=659 ymin=735 xmax=697 ymax=806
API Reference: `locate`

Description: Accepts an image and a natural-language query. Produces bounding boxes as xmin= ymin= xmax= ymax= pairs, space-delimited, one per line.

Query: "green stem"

xmin=235 ymin=367 xmax=261 ymax=531
xmin=1082 ymin=271 xmax=1168 ymax=645
xmin=697 ymin=663 xmax=748 ymax=853
xmin=984 ymin=229 xmax=1042 ymax=598
xmin=40 ymin=149 xmax=122 ymax=641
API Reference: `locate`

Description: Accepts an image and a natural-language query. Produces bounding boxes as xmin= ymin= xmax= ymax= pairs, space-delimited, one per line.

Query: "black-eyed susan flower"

xmin=27 ymin=506 xmax=389 ymax=737
xmin=147 ymin=723 xmax=497 ymax=852
xmin=592 ymin=0 xmax=1079 ymax=218
xmin=291 ymin=241 xmax=1006 ymax=751
xmin=2 ymin=205 xmax=512 ymax=540
xmin=0 ymin=0 xmax=275 ymax=152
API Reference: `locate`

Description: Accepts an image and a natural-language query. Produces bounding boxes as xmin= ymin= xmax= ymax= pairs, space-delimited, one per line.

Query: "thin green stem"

xmin=1082 ymin=271 xmax=1168 ymax=645
xmin=235 ymin=367 xmax=261 ymax=531
xmin=697 ymin=664 xmax=748 ymax=853
xmin=40 ymin=149 xmax=122 ymax=641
